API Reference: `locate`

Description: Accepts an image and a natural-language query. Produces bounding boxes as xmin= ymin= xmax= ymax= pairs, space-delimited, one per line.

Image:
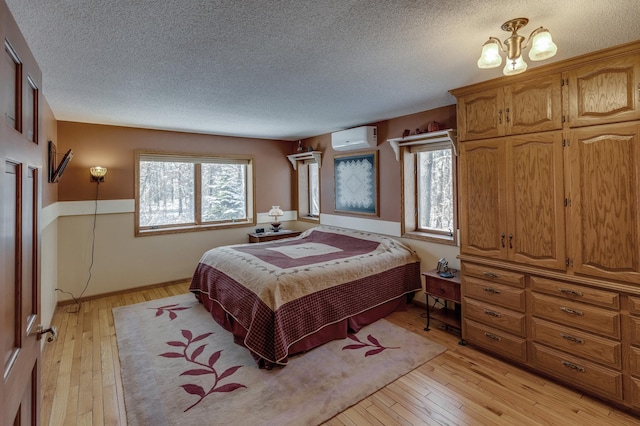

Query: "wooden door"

xmin=457 ymin=88 xmax=504 ymax=141
xmin=1 ymin=8 xmax=42 ymax=423
xmin=568 ymin=122 xmax=640 ymax=283
xmin=505 ymin=73 xmax=563 ymax=135
xmin=568 ymin=54 xmax=640 ymax=127
xmin=1 ymin=161 xmax=40 ymax=426
xmin=506 ymin=132 xmax=566 ymax=270
xmin=459 ymin=139 xmax=507 ymax=258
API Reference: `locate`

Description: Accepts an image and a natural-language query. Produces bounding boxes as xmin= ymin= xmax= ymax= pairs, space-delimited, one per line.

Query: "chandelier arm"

xmin=488 ymin=36 xmax=506 ymax=52
xmin=522 ymin=26 xmax=545 ymax=50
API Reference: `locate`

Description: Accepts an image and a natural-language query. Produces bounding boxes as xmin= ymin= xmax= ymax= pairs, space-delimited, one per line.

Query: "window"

xmin=308 ymin=162 xmax=320 ymax=216
xmin=401 ymin=140 xmax=457 ymax=244
xmin=135 ymin=151 xmax=254 ymax=235
xmin=296 ymin=160 xmax=320 ymax=221
xmin=417 ymin=147 xmax=454 ymax=233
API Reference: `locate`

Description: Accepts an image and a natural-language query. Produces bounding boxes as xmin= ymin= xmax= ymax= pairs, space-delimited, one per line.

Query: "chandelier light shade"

xmin=268 ymin=206 xmax=284 ymax=232
xmin=477 ymin=17 xmax=558 ymax=76
xmin=90 ymin=166 xmax=107 ymax=182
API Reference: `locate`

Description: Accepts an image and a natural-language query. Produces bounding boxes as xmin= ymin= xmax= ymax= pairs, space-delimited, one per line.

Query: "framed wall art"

xmin=334 ymin=151 xmax=378 ymax=215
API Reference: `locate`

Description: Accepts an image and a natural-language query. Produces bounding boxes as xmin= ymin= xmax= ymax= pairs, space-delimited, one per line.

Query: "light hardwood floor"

xmin=41 ymin=281 xmax=640 ymax=425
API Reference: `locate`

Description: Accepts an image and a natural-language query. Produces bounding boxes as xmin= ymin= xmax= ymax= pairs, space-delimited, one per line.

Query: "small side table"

xmin=423 ymin=269 xmax=462 ymax=338
xmin=248 ymin=230 xmax=302 ymax=243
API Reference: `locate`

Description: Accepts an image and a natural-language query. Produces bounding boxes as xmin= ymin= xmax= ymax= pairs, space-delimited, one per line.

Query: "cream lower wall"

xmin=41 ymin=218 xmax=58 ymax=331
xmin=55 ymin=203 xmax=459 ymax=304
xmin=56 ymin=204 xmax=298 ymax=302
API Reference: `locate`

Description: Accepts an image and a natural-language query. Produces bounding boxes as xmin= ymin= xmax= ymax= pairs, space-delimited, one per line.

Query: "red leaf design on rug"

xmin=148 ymin=303 xmax=191 ymax=320
xmin=159 ymin=329 xmax=246 ymax=412
xmin=342 ymin=333 xmax=399 ymax=357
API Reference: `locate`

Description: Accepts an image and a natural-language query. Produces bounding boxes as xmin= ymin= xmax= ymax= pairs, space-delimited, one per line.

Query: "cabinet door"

xmin=505 ymin=74 xmax=563 ymax=135
xmin=568 ymin=54 xmax=640 ymax=127
xmin=568 ymin=123 xmax=640 ymax=283
xmin=506 ymin=132 xmax=566 ymax=269
xmin=459 ymin=139 xmax=507 ymax=258
xmin=458 ymin=88 xmax=504 ymax=141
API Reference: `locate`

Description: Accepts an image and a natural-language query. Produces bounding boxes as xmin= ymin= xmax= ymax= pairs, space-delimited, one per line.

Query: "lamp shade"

xmin=477 ymin=40 xmax=502 ymax=69
xmin=90 ymin=166 xmax=107 ymax=178
xmin=529 ymin=30 xmax=558 ymax=61
xmin=268 ymin=206 xmax=284 ymax=218
xmin=503 ymin=55 xmax=528 ymax=76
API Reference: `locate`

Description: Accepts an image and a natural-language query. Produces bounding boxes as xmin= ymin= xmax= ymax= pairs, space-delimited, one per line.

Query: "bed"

xmin=189 ymin=226 xmax=421 ymax=368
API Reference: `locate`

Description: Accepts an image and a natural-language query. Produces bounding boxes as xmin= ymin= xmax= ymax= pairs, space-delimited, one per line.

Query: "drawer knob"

xmin=483 ymin=309 xmax=502 ymax=318
xmin=483 ymin=271 xmax=499 ymax=279
xmin=559 ymin=288 xmax=583 ymax=297
xmin=483 ymin=287 xmax=501 ymax=294
xmin=560 ymin=307 xmax=584 ymax=316
xmin=561 ymin=360 xmax=585 ymax=373
xmin=561 ymin=334 xmax=585 ymax=344
xmin=484 ymin=332 xmax=501 ymax=341
xmin=440 ymin=287 xmax=445 ymax=293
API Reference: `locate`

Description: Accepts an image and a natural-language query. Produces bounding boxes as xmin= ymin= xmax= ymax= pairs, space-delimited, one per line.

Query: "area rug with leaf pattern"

xmin=113 ymin=293 xmax=445 ymax=426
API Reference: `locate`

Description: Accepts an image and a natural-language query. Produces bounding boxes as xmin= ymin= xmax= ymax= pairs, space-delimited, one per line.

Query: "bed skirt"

xmin=194 ymin=292 xmax=409 ymax=369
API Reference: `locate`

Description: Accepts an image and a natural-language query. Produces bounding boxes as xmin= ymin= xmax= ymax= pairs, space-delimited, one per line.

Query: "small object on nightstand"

xmin=436 ymin=257 xmax=454 ymax=277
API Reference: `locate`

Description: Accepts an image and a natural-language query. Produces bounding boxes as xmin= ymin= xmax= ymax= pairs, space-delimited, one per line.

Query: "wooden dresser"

xmin=450 ymin=40 xmax=640 ymax=413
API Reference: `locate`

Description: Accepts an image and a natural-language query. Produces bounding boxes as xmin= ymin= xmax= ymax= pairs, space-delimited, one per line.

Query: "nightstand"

xmin=248 ymin=230 xmax=302 ymax=243
xmin=423 ymin=269 xmax=462 ymax=337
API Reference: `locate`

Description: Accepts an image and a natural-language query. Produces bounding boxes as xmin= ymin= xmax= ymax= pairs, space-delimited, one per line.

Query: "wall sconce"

xmin=268 ymin=206 xmax=284 ymax=232
xmin=477 ymin=17 xmax=558 ymax=76
xmin=90 ymin=166 xmax=107 ymax=182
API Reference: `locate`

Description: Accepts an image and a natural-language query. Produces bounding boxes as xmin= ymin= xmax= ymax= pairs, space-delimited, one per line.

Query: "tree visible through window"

xmin=308 ymin=162 xmax=319 ymax=216
xmin=139 ymin=160 xmax=195 ymax=227
xmin=417 ymin=147 xmax=453 ymax=234
xmin=201 ymin=163 xmax=247 ymax=222
xmin=136 ymin=152 xmax=252 ymax=234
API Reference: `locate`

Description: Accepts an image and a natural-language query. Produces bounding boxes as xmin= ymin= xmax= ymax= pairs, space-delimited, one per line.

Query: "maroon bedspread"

xmin=189 ymin=226 xmax=421 ymax=367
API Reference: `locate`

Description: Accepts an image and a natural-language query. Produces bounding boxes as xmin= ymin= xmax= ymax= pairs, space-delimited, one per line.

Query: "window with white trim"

xmin=135 ymin=151 xmax=254 ymax=235
xmin=297 ymin=160 xmax=320 ymax=221
xmin=401 ymin=141 xmax=457 ymax=244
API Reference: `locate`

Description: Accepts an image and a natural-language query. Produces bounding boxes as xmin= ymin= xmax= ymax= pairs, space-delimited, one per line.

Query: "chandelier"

xmin=477 ymin=17 xmax=558 ymax=76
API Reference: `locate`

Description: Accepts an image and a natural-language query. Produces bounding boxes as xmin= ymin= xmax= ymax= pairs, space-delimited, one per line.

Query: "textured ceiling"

xmin=5 ymin=0 xmax=640 ymax=141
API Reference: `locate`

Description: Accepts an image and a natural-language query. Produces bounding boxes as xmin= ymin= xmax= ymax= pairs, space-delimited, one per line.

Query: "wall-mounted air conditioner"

xmin=331 ymin=126 xmax=377 ymax=151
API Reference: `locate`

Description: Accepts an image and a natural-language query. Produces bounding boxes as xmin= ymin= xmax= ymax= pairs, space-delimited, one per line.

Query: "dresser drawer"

xmin=629 ymin=296 xmax=640 ymax=316
xmin=531 ymin=343 xmax=623 ymax=400
xmin=530 ymin=318 xmax=621 ymax=368
xmin=530 ymin=276 xmax=620 ymax=309
xmin=629 ymin=346 xmax=640 ymax=374
xmin=530 ymin=293 xmax=620 ymax=339
xmin=629 ymin=316 xmax=640 ymax=346
xmin=426 ymin=276 xmax=460 ymax=302
xmin=464 ymin=297 xmax=526 ymax=337
xmin=628 ymin=376 xmax=640 ymax=408
xmin=463 ymin=276 xmax=526 ymax=312
xmin=463 ymin=319 xmax=526 ymax=363
xmin=462 ymin=263 xmax=525 ymax=288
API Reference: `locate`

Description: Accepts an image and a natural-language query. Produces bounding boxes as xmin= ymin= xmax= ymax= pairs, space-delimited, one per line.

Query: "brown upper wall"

xmin=56 ymin=122 xmax=296 ymax=211
xmin=54 ymin=104 xmax=455 ymax=220
xmin=303 ymin=104 xmax=456 ymax=223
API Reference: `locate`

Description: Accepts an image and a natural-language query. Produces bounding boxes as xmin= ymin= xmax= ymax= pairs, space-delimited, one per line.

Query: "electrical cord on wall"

xmin=56 ymin=180 xmax=101 ymax=313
